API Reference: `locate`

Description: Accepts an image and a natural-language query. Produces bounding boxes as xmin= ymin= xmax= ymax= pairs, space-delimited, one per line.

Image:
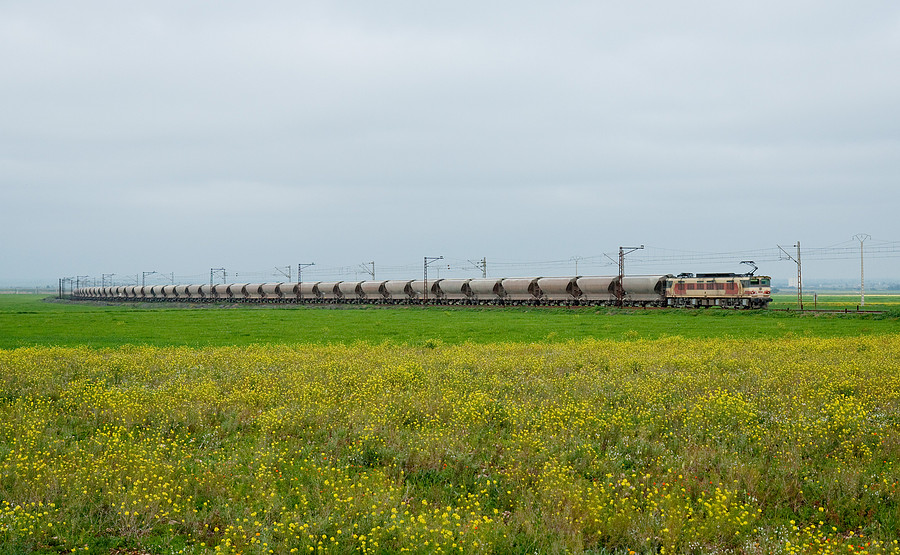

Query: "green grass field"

xmin=4 ymin=293 xmax=900 ymax=553
xmin=0 ymin=294 xmax=898 ymax=349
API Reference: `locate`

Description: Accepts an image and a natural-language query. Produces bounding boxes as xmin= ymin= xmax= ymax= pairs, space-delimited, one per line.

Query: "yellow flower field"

xmin=2 ymin=337 xmax=900 ymax=553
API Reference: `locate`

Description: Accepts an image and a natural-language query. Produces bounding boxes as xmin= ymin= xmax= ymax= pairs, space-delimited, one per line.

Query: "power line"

xmin=64 ymin=237 xmax=900 ymax=290
xmin=854 ymin=234 xmax=871 ymax=306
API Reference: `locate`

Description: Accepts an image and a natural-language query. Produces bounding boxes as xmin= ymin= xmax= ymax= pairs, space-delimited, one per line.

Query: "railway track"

xmin=769 ymin=307 xmax=884 ymax=314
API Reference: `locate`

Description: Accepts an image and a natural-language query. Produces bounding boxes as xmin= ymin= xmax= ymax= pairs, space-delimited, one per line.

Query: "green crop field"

xmin=1 ymin=294 xmax=899 ymax=349
xmin=2 ymin=294 xmax=900 ymax=554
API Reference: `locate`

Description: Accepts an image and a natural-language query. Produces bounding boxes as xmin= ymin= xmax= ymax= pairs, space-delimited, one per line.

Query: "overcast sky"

xmin=2 ymin=1 xmax=899 ymax=286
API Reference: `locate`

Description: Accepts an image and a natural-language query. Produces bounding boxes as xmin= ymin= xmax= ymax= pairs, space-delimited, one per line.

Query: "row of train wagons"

xmin=74 ymin=275 xmax=670 ymax=306
xmin=73 ymin=274 xmax=772 ymax=307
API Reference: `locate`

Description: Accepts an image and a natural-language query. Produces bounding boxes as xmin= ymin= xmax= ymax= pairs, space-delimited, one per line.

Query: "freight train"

xmin=73 ymin=272 xmax=772 ymax=308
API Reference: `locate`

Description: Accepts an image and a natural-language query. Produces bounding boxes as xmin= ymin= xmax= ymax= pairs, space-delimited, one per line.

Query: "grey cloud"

xmin=2 ymin=1 xmax=899 ymax=284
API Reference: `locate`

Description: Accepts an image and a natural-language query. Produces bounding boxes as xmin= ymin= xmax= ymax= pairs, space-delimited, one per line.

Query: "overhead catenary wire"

xmin=76 ymin=238 xmax=900 ymax=287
